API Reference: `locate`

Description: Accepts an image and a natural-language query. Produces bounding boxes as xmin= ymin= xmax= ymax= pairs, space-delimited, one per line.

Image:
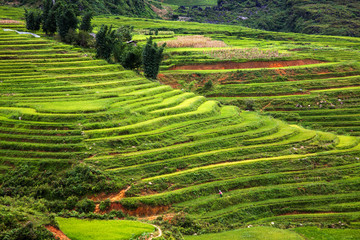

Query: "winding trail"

xmin=149 ymin=224 xmax=162 ymax=239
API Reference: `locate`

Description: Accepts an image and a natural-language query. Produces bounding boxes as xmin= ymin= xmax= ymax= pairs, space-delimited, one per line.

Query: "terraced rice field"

xmin=1 ymin=25 xmax=360 ymax=236
xmin=158 ymin=35 xmax=360 ymax=136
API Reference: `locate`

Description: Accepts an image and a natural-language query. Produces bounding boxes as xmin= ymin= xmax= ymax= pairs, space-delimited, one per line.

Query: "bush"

xmin=109 ymin=209 xmax=125 ymax=218
xmin=121 ymin=45 xmax=142 ymax=70
xmin=77 ymin=30 xmax=94 ymax=48
xmin=65 ymin=196 xmax=79 ymax=210
xmin=99 ymin=199 xmax=111 ymax=211
xmin=76 ymin=199 xmax=95 ymax=213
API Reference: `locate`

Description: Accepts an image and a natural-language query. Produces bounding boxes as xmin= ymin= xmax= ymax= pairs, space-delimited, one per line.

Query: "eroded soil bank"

xmin=169 ymin=59 xmax=324 ymax=70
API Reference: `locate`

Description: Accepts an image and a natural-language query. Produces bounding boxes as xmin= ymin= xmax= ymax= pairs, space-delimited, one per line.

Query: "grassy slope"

xmin=172 ymin=0 xmax=360 ymax=37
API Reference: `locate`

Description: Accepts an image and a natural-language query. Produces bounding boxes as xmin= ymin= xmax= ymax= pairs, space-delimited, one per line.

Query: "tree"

xmin=142 ymin=37 xmax=165 ymax=79
xmin=121 ymin=45 xmax=142 ymax=70
xmin=95 ymin=25 xmax=119 ymax=62
xmin=116 ymin=25 xmax=133 ymax=42
xmin=42 ymin=0 xmax=57 ymax=35
xmin=25 ymin=9 xmax=42 ymax=31
xmin=79 ymin=12 xmax=93 ymax=32
xmin=56 ymin=3 xmax=78 ymax=40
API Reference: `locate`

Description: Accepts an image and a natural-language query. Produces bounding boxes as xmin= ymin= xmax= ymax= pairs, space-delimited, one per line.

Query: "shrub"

xmin=76 ymin=199 xmax=95 ymax=213
xmin=65 ymin=196 xmax=79 ymax=210
xmin=109 ymin=209 xmax=125 ymax=218
xmin=121 ymin=45 xmax=142 ymax=70
xmin=77 ymin=30 xmax=94 ymax=48
xmin=116 ymin=25 xmax=134 ymax=42
xmin=99 ymin=199 xmax=111 ymax=211
xmin=64 ymin=28 xmax=78 ymax=45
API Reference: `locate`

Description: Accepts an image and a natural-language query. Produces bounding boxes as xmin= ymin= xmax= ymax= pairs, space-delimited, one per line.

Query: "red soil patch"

xmin=169 ymin=59 xmax=324 ymax=71
xmin=92 ymin=186 xmax=169 ymax=217
xmin=95 ymin=202 xmax=170 ymax=217
xmin=45 ymin=226 xmax=71 ymax=240
xmin=90 ymin=186 xmax=131 ymax=202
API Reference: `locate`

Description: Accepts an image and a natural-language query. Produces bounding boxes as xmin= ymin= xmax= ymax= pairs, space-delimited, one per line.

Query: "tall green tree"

xmin=116 ymin=25 xmax=134 ymax=42
xmin=25 ymin=9 xmax=42 ymax=31
xmin=42 ymin=0 xmax=56 ymax=35
xmin=142 ymin=37 xmax=165 ymax=79
xmin=95 ymin=25 xmax=119 ymax=62
xmin=79 ymin=12 xmax=93 ymax=32
xmin=56 ymin=3 xmax=78 ymax=40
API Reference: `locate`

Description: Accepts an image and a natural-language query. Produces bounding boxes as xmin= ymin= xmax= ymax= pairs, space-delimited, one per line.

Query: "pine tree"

xmin=42 ymin=0 xmax=57 ymax=35
xmin=142 ymin=37 xmax=165 ymax=79
xmin=79 ymin=12 xmax=93 ymax=32
xmin=25 ymin=9 xmax=42 ymax=31
xmin=95 ymin=25 xmax=118 ymax=62
xmin=56 ymin=3 xmax=78 ymax=40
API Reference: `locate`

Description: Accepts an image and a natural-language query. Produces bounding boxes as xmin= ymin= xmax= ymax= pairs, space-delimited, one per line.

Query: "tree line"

xmin=25 ymin=0 xmax=165 ymax=79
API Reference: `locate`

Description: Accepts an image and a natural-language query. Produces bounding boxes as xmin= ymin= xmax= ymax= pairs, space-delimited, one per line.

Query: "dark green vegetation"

xmin=172 ymin=0 xmax=360 ymax=37
xmin=4 ymin=0 xmax=158 ymax=18
xmin=1 ymin=6 xmax=360 ymax=240
xmin=143 ymin=37 xmax=166 ymax=79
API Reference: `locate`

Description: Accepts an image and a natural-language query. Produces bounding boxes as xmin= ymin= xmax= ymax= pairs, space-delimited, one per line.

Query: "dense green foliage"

xmin=1 ymin=164 xmax=121 ymax=200
xmin=24 ymin=9 xmax=41 ymax=30
xmin=79 ymin=12 xmax=93 ymax=32
xmin=55 ymin=3 xmax=78 ymax=40
xmin=175 ymin=0 xmax=360 ymax=37
xmin=143 ymin=37 xmax=165 ymax=79
xmin=4 ymin=0 xmax=158 ymax=18
xmin=0 ymin=197 xmax=55 ymax=240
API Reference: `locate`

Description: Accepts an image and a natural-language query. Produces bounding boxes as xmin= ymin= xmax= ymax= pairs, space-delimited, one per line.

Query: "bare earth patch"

xmin=45 ymin=225 xmax=71 ymax=240
xmin=169 ymin=59 xmax=325 ymax=70
xmin=0 ymin=19 xmax=23 ymax=24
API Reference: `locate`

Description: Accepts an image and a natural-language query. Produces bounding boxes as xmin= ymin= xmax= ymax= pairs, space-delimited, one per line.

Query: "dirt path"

xmin=149 ymin=224 xmax=162 ymax=239
xmin=169 ymin=59 xmax=324 ymax=70
xmin=45 ymin=226 xmax=71 ymax=240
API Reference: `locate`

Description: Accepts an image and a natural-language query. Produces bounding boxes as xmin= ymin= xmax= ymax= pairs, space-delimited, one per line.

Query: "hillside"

xmin=1 ymin=13 xmax=360 ymax=239
xmin=2 ymin=0 xmax=159 ymax=18
xmin=172 ymin=0 xmax=360 ymax=37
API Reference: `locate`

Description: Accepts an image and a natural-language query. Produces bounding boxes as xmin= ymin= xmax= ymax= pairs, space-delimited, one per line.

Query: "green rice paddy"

xmin=57 ymin=218 xmax=155 ymax=240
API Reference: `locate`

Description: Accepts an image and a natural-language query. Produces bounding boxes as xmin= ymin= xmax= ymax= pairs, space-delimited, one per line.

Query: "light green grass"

xmin=57 ymin=218 xmax=155 ymax=240
xmin=292 ymin=227 xmax=360 ymax=240
xmin=184 ymin=227 xmax=304 ymax=240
